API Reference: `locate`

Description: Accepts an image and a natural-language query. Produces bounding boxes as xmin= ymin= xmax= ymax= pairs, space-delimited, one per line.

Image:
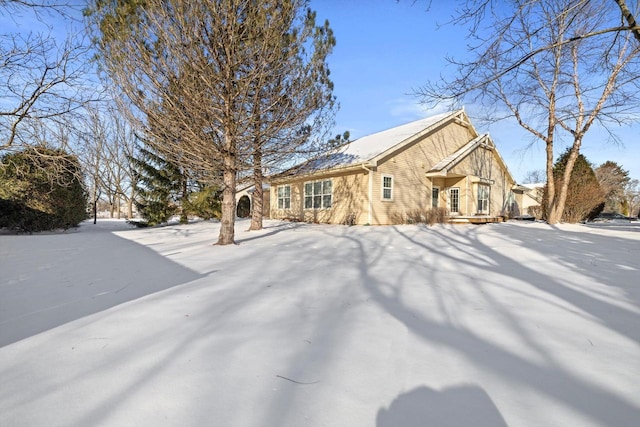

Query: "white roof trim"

xmin=428 ymin=134 xmax=489 ymax=173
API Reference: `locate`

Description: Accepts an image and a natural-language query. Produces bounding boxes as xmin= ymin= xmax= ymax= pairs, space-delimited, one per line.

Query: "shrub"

xmin=392 ymin=207 xmax=449 ymax=225
xmin=527 ymin=205 xmax=543 ymax=219
xmin=134 ymin=199 xmax=177 ymax=226
xmin=0 ymin=147 xmax=87 ymax=232
xmin=540 ymin=149 xmax=605 ymax=222
xmin=184 ymin=186 xmax=221 ymax=220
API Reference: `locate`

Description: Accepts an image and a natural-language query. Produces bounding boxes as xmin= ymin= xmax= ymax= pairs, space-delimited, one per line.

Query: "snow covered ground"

xmin=1 ymin=219 xmax=639 ymax=426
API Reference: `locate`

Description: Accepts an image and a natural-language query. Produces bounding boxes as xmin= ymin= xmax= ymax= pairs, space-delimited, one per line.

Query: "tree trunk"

xmin=546 ymin=139 xmax=558 ymax=224
xmin=547 ymin=142 xmax=582 ymax=224
xmin=180 ymin=173 xmax=188 ymax=224
xmin=545 ymin=140 xmax=558 ymax=224
xmin=217 ymin=147 xmax=236 ymax=245
xmin=614 ymin=0 xmax=640 ymax=43
xmin=92 ymin=187 xmax=98 ymax=224
xmin=544 ymin=92 xmax=558 ymax=224
xmin=128 ymin=186 xmax=135 ymax=219
xmin=250 ymin=149 xmax=263 ymax=231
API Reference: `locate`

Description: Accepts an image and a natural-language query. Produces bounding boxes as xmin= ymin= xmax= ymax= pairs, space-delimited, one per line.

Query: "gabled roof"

xmin=426 ymin=132 xmax=517 ymax=185
xmin=340 ymin=109 xmax=467 ymax=166
xmin=273 ymin=109 xmax=473 ymax=178
xmin=427 ymin=134 xmax=491 ymax=174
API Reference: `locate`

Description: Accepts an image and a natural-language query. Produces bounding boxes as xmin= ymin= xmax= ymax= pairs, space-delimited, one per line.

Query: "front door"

xmin=448 ymin=187 xmax=460 ymax=214
xmin=477 ymin=184 xmax=490 ymax=214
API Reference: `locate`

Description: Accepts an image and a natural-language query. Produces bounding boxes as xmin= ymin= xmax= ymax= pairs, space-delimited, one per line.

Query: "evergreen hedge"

xmin=540 ymin=149 xmax=605 ymax=223
xmin=0 ymin=147 xmax=87 ymax=232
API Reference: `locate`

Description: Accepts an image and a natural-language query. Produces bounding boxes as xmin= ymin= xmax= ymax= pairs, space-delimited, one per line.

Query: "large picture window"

xmin=277 ymin=185 xmax=291 ymax=209
xmin=382 ymin=175 xmax=393 ymax=200
xmin=304 ymin=179 xmax=332 ymax=209
xmin=478 ymin=185 xmax=490 ymax=214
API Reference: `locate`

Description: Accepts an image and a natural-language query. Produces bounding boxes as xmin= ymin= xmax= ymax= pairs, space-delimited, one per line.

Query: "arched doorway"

xmin=236 ymin=195 xmax=251 ymax=218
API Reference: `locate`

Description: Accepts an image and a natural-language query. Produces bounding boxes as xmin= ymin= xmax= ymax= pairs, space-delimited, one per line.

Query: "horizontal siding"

xmin=270 ymin=171 xmax=368 ymax=224
xmin=449 ymin=147 xmax=515 ymax=216
xmin=269 ymin=118 xmax=516 ymax=225
xmin=370 ymin=121 xmax=475 ymax=224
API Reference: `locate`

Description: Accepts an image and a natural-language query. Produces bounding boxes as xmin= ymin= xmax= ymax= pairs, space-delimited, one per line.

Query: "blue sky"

xmin=310 ymin=0 xmax=640 ymax=183
xmin=3 ymin=1 xmax=637 ymax=183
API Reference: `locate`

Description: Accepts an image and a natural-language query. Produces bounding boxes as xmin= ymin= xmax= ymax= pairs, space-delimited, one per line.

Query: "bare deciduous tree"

xmin=1 ymin=1 xmax=96 ymax=159
xmin=614 ymin=0 xmax=640 ymax=42
xmin=88 ymin=0 xmax=336 ymax=244
xmin=595 ymin=160 xmax=631 ymax=212
xmin=623 ymin=178 xmax=640 ymax=216
xmin=78 ymin=104 xmax=139 ymax=222
xmin=419 ymin=0 xmax=640 ymax=224
xmin=522 ymin=169 xmax=546 ymax=184
xmin=80 ymin=108 xmax=107 ymax=224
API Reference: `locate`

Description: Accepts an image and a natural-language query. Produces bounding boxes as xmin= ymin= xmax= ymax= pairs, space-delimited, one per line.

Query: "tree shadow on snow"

xmin=491 ymin=222 xmax=640 ymax=320
xmin=235 ymin=220 xmax=306 ymax=244
xmin=377 ymin=384 xmax=508 ymax=427
xmin=328 ymin=224 xmax=640 ymax=427
xmin=0 ymin=224 xmax=204 ymax=347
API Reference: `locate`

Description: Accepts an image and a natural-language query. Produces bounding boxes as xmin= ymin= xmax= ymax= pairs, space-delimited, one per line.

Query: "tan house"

xmin=512 ymin=183 xmax=544 ymax=218
xmin=269 ymin=109 xmax=519 ymax=225
xmin=236 ymin=183 xmax=271 ymax=218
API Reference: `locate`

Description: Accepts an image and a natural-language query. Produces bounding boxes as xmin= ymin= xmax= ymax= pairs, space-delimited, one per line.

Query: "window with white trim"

xmin=477 ymin=184 xmax=490 ymax=214
xmin=382 ymin=175 xmax=393 ymax=200
xmin=277 ymin=185 xmax=291 ymax=209
xmin=432 ymin=186 xmax=440 ymax=208
xmin=304 ymin=179 xmax=332 ymax=209
xmin=448 ymin=187 xmax=460 ymax=213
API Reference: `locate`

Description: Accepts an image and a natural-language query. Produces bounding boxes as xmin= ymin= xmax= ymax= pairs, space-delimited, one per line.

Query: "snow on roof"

xmin=272 ymin=110 xmax=463 ymax=178
xmin=339 ymin=110 xmax=457 ymax=164
xmin=522 ymin=183 xmax=545 ymax=189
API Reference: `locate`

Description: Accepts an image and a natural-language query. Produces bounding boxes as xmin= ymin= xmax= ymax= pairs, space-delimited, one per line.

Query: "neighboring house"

xmin=236 ymin=183 xmax=271 ymax=218
xmin=268 ymin=109 xmax=520 ymax=225
xmin=512 ymin=183 xmax=544 ymax=218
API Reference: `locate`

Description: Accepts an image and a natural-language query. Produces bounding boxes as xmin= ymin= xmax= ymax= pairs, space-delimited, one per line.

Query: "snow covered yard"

xmin=1 ymin=219 xmax=639 ymax=427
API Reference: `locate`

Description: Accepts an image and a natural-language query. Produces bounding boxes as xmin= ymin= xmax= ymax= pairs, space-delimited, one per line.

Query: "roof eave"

xmin=269 ymin=162 xmax=373 ymax=183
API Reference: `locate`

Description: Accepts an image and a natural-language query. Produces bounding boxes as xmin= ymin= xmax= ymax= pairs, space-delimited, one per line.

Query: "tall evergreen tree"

xmin=87 ymin=0 xmax=336 ymax=244
xmin=129 ymin=146 xmax=189 ymax=226
xmin=243 ymin=4 xmax=337 ymax=231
